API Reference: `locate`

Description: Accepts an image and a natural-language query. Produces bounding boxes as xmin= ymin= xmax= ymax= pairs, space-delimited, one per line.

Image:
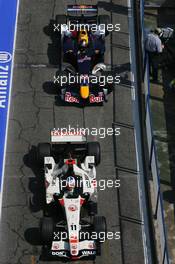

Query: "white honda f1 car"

xmin=37 ymin=130 xmax=107 ymax=260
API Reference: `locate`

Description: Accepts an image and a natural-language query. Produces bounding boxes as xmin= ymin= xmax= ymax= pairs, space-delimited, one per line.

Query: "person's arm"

xmin=157 ymin=38 xmax=164 ymax=53
xmin=144 ymin=36 xmax=149 ymax=51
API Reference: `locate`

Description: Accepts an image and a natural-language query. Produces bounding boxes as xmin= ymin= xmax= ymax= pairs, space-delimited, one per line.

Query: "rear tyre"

xmin=93 ymin=216 xmax=107 ymax=243
xmin=55 ymin=15 xmax=67 ymax=28
xmin=55 ymin=15 xmax=67 ymax=69
xmin=37 ymin=143 xmax=51 ymax=165
xmin=87 ymin=142 xmax=101 ymax=165
xmin=57 ymin=69 xmax=69 ymax=85
xmin=40 ymin=217 xmax=54 ymax=244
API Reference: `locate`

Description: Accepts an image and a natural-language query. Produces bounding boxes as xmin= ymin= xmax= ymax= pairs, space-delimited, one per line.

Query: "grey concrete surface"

xmin=0 ymin=0 xmax=145 ymax=264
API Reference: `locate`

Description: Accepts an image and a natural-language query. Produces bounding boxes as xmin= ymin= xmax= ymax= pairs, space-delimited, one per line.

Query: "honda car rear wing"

xmin=51 ymin=129 xmax=87 ymax=143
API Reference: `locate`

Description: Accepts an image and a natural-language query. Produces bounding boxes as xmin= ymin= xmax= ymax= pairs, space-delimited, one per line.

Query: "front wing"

xmin=50 ymin=240 xmax=96 ymax=260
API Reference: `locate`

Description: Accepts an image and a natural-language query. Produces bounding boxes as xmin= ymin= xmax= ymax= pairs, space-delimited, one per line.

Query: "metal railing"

xmin=140 ymin=1 xmax=169 ymax=263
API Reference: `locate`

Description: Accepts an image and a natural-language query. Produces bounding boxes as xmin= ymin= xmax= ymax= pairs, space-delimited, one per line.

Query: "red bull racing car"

xmin=55 ymin=5 xmax=111 ymax=104
xmin=37 ymin=131 xmax=107 ymax=260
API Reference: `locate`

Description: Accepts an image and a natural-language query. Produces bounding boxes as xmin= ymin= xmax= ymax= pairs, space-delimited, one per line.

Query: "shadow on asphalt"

xmin=98 ymin=1 xmax=128 ymax=15
xmin=23 ymin=146 xmax=45 ymax=213
xmin=43 ymin=19 xmax=61 ymax=66
xmin=24 ymin=228 xmax=42 ymax=246
xmin=43 ymin=81 xmax=58 ymax=95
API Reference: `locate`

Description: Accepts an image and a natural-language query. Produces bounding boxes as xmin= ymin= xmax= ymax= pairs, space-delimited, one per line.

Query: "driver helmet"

xmin=66 ymin=176 xmax=76 ymax=192
xmin=78 ymin=30 xmax=89 ymax=48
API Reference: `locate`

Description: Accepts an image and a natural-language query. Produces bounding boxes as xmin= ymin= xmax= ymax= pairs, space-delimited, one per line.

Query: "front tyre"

xmin=40 ymin=217 xmax=54 ymax=245
xmin=93 ymin=216 xmax=107 ymax=243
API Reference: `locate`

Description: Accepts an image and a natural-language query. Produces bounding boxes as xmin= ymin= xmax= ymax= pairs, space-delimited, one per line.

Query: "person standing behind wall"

xmin=145 ymin=28 xmax=164 ymax=82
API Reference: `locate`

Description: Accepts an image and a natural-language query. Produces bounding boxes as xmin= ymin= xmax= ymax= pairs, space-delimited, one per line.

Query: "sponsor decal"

xmin=68 ymin=6 xmax=97 ymax=12
xmin=68 ymin=204 xmax=78 ymax=212
xmin=0 ymin=64 xmax=9 ymax=109
xmin=91 ymin=179 xmax=97 ymax=187
xmin=89 ymin=92 xmax=104 ymax=103
xmin=52 ymin=251 xmax=67 ymax=257
xmin=82 ymin=250 xmax=96 ymax=256
xmin=71 ymin=244 xmax=78 ymax=249
xmin=52 ymin=242 xmax=60 ymax=250
xmin=71 ymin=250 xmax=78 ymax=255
xmin=65 ymin=92 xmax=79 ymax=103
xmin=88 ymin=242 xmax=95 ymax=249
xmin=70 ymin=235 xmax=78 ymax=242
xmin=0 ymin=52 xmax=12 ymax=64
xmin=78 ymin=56 xmax=91 ymax=63
xmin=51 ymin=129 xmax=85 ymax=137
xmin=0 ymin=0 xmax=19 ymax=192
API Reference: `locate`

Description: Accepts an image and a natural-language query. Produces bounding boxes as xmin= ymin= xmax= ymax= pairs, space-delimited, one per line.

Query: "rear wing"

xmin=67 ymin=5 xmax=98 ymax=17
xmin=51 ymin=129 xmax=86 ymax=143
